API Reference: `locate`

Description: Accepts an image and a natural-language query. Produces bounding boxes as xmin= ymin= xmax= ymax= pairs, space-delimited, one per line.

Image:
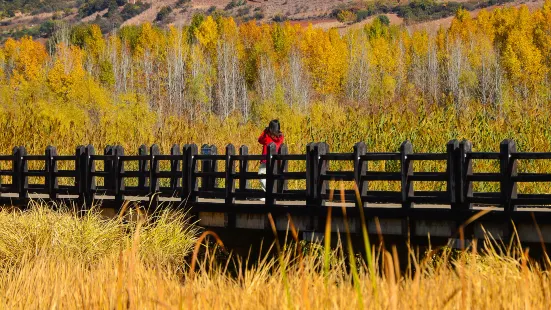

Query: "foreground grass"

xmin=0 ymin=202 xmax=549 ymax=309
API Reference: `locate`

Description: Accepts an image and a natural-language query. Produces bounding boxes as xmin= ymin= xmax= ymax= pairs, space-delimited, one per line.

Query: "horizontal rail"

xmin=362 ymin=172 xmax=401 ymax=181
xmin=120 ymin=155 xmax=148 ymax=161
xmin=467 ymin=152 xmax=500 ymax=160
xmin=409 ymin=172 xmax=447 ymax=181
xmin=153 ymin=155 xmax=181 ymax=160
xmin=53 ymin=155 xmax=75 ymax=161
xmin=272 ymin=154 xmax=305 ymax=160
xmin=321 ymin=153 xmax=354 ymax=160
xmin=513 ymin=173 xmax=551 ymax=182
xmin=194 ymin=172 xmax=225 ymax=178
xmin=467 ymin=173 xmax=501 ymax=182
xmin=23 ymin=171 xmax=47 ymax=177
xmin=53 ymin=170 xmax=77 ymax=177
xmin=156 ymin=171 xmax=182 ymax=178
xmin=231 ymin=155 xmax=264 ymax=160
xmin=193 ymin=155 xmax=225 ymax=160
xmin=407 ymin=153 xmax=447 ymax=161
xmin=321 ymin=171 xmax=354 ymax=180
xmin=511 ymin=153 xmax=551 ymax=160
xmin=362 ymin=153 xmax=400 ymax=161
xmin=90 ymin=155 xmax=116 ymax=160
xmin=23 ymin=155 xmax=46 ymax=160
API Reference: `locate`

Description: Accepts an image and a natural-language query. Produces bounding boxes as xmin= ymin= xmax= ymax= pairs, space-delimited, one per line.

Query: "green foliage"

xmin=38 ymin=20 xmax=56 ymax=38
xmin=356 ymin=10 xmax=373 ymax=22
xmin=188 ymin=13 xmax=205 ymax=40
xmin=118 ymin=25 xmax=141 ymax=49
xmin=120 ymin=1 xmax=150 ymax=21
xmin=224 ymin=0 xmax=246 ymax=11
xmin=376 ymin=14 xmax=390 ymax=26
xmin=0 ymin=0 xmax=74 ymax=16
xmin=69 ymin=24 xmax=94 ymax=48
xmin=272 ymin=14 xmax=288 ymax=23
xmin=156 ymin=6 xmax=173 ymax=22
xmin=336 ymin=10 xmax=357 ymax=24
xmin=98 ymin=59 xmax=114 ymax=86
xmin=393 ymin=0 xmax=514 ymax=22
xmin=78 ymin=0 xmax=127 ymax=17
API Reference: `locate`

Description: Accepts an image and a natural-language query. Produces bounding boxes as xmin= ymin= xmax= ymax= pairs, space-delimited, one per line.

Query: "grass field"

xmin=0 ymin=200 xmax=548 ymax=309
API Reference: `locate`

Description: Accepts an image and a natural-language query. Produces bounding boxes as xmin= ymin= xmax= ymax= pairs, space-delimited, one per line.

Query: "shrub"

xmin=156 ymin=6 xmax=173 ymax=22
xmin=336 ymin=10 xmax=357 ymax=24
xmin=236 ymin=6 xmax=251 ymax=17
xmin=176 ymin=0 xmax=190 ymax=6
xmin=120 ymin=1 xmax=151 ymax=21
xmin=39 ymin=20 xmax=56 ymax=38
xmin=356 ymin=9 xmax=372 ymax=21
xmin=79 ymin=0 xmax=127 ymax=18
xmin=207 ymin=6 xmax=217 ymax=14
xmin=377 ymin=14 xmax=390 ymax=26
xmin=253 ymin=10 xmax=265 ymax=20
xmin=272 ymin=14 xmax=287 ymax=23
xmin=224 ymin=0 xmax=246 ymax=11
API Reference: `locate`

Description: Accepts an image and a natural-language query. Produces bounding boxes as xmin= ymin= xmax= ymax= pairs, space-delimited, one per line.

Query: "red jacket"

xmin=258 ymin=130 xmax=284 ymax=163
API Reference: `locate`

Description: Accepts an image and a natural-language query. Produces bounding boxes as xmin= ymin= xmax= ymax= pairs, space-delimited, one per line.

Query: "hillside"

xmin=0 ymin=0 xmax=546 ymax=41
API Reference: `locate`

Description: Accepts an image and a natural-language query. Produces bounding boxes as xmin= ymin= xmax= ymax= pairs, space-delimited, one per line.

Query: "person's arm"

xmin=258 ymin=130 xmax=268 ymax=145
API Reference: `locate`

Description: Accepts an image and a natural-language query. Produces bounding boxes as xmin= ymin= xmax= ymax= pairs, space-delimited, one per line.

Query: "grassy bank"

xmin=0 ymin=202 xmax=548 ymax=308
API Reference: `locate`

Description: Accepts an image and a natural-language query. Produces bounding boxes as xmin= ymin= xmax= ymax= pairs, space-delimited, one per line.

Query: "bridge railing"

xmin=1 ymin=139 xmax=551 ymax=212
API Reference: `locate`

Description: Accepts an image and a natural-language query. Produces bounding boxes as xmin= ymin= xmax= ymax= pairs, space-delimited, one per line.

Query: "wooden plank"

xmin=407 ymin=153 xmax=447 ymax=161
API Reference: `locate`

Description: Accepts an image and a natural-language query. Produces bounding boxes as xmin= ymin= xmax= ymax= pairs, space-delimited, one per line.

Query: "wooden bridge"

xmin=3 ymin=139 xmax=551 ymax=244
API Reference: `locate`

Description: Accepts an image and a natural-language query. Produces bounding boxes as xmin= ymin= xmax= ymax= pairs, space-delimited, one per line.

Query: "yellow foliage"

xmin=195 ymin=16 xmax=219 ymax=56
xmin=0 ymin=7 xmax=550 ymax=194
xmin=47 ymin=44 xmax=86 ymax=100
xmin=3 ymin=36 xmax=47 ymax=84
xmin=300 ymin=26 xmax=348 ymax=94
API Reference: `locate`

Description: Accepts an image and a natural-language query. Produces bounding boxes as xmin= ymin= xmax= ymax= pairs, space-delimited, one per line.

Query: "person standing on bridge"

xmin=258 ymin=119 xmax=284 ymax=198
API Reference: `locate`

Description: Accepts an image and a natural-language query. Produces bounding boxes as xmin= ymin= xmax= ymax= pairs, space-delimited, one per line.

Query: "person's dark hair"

xmin=266 ymin=119 xmax=281 ymax=137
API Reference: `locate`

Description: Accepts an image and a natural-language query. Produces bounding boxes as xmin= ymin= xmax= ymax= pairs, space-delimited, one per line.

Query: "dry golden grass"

xmin=0 ymin=202 xmax=548 ymax=309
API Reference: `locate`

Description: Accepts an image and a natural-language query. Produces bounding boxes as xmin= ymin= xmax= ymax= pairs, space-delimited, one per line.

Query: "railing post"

xmin=500 ymin=139 xmax=517 ymax=212
xmin=150 ymin=144 xmax=160 ymax=209
xmin=239 ymin=145 xmax=249 ymax=192
xmin=447 ymin=140 xmax=459 ymax=209
xmin=306 ymin=143 xmax=317 ymax=206
xmin=170 ymin=144 xmax=181 ymax=191
xmin=353 ymin=142 xmax=367 ymax=208
xmin=400 ymin=141 xmax=413 ymax=209
xmin=45 ymin=146 xmax=58 ymax=200
xmin=19 ymin=146 xmax=28 ymax=200
xmin=265 ymin=143 xmax=277 ymax=207
xmin=75 ymin=145 xmax=85 ymax=206
xmin=200 ymin=144 xmax=210 ymax=192
xmin=182 ymin=144 xmax=189 ymax=202
xmin=138 ymin=145 xmax=148 ymax=192
xmin=316 ymin=143 xmax=328 ymax=206
xmin=85 ymin=145 xmax=96 ymax=207
xmin=226 ymin=144 xmax=236 ymax=228
xmin=210 ymin=145 xmax=218 ymax=190
xmin=225 ymin=144 xmax=236 ymax=206
xmin=459 ymin=140 xmax=472 ymax=209
xmin=11 ymin=147 xmax=19 ymax=195
xmin=115 ymin=145 xmax=125 ymax=203
xmin=104 ymin=145 xmax=114 ymax=192
xmin=277 ymin=144 xmax=289 ymax=193
xmin=186 ymin=144 xmax=198 ymax=204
